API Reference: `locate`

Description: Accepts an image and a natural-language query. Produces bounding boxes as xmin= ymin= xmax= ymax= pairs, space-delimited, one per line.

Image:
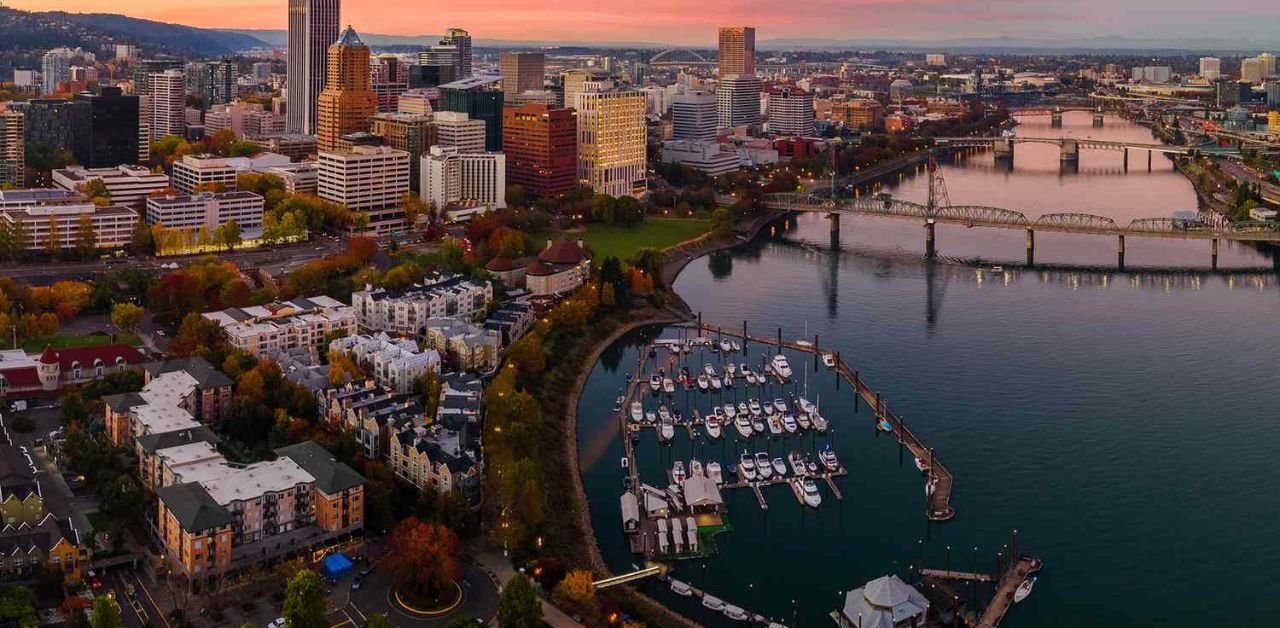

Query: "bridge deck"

xmin=919 ymin=568 xmax=994 ymax=583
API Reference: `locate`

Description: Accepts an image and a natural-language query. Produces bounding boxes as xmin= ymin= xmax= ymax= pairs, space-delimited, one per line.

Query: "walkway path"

xmin=472 ymin=549 xmax=584 ymax=628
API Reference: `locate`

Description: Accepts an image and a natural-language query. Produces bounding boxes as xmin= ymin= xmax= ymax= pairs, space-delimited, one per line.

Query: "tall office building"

xmin=41 ymin=48 xmax=76 ymax=95
xmin=372 ymin=54 xmax=409 ymax=113
xmin=286 ymin=0 xmax=340 ymax=134
xmin=718 ymin=27 xmax=756 ymax=77
xmin=572 ymin=80 xmax=646 ymax=198
xmin=316 ymin=27 xmax=377 ymax=152
xmin=133 ymin=59 xmax=183 ymax=96
xmin=440 ymin=28 xmax=472 ymax=78
xmin=73 ymin=88 xmax=140 ymax=167
xmin=767 ymin=87 xmax=814 ymax=137
xmin=1199 ymin=57 xmax=1222 ymax=81
xmin=420 ymin=146 xmax=506 ymax=215
xmin=1241 ymin=58 xmax=1265 ymax=84
xmin=371 ymin=112 xmax=435 ymax=191
xmin=13 ymin=99 xmax=82 ymax=155
xmin=717 ymin=75 xmax=762 ymax=130
xmin=561 ymin=68 xmax=611 ymax=110
xmin=438 ymin=76 xmax=504 ymax=151
xmin=1259 ymin=53 xmax=1277 ymax=77
xmin=317 ymin=145 xmax=410 ymax=234
xmin=502 ymin=104 xmax=577 ymax=198
xmin=195 ymin=60 xmax=237 ymax=107
xmin=149 ymin=70 xmax=187 ymax=141
xmin=0 ymin=109 xmax=24 ymax=187
xmin=499 ymin=52 xmax=545 ymax=94
xmin=432 ymin=111 xmax=487 ymax=154
xmin=672 ymin=89 xmax=719 ymax=141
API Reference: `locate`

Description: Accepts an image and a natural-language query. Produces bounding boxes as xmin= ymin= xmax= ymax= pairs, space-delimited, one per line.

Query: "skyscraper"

xmin=41 ymin=48 xmax=76 ymax=95
xmin=502 ymin=104 xmax=577 ymax=198
xmin=441 ymin=28 xmax=472 ymax=78
xmin=1199 ymin=57 xmax=1222 ymax=81
xmin=316 ymin=26 xmax=377 ymax=152
xmin=718 ymin=27 xmax=756 ymax=77
xmin=573 ymin=80 xmax=646 ymax=198
xmin=561 ymin=68 xmax=611 ymax=111
xmin=287 ymin=0 xmax=340 ymax=134
xmin=13 ymin=99 xmax=83 ymax=155
xmin=148 ymin=69 xmax=186 ymax=141
xmin=767 ymin=87 xmax=815 ymax=137
xmin=74 ymin=87 xmax=140 ymax=168
xmin=439 ymin=76 xmax=505 ymax=151
xmin=672 ymin=89 xmax=719 ymax=141
xmin=196 ymin=60 xmax=237 ymax=107
xmin=133 ymin=59 xmax=182 ymax=96
xmin=0 ymin=109 xmax=24 ymax=187
xmin=499 ymin=52 xmax=546 ymax=94
xmin=718 ymin=75 xmax=762 ymax=130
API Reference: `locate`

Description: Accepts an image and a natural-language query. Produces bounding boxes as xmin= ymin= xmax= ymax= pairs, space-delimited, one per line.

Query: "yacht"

xmin=754 ymin=452 xmax=773 ymax=479
xmin=745 ymin=371 xmax=758 ymax=385
xmin=670 ymin=579 xmax=693 ymax=596
xmin=703 ymin=363 xmax=716 ymax=377
xmin=630 ymin=402 xmax=643 ymax=423
xmin=767 ymin=415 xmax=783 ymax=436
xmin=730 ymin=341 xmax=741 ymax=352
xmin=748 ymin=399 xmax=763 ymax=416
xmin=739 ymin=363 xmax=751 ymax=378
xmin=705 ymin=415 xmax=722 ymax=439
xmin=723 ymin=605 xmax=749 ymax=621
xmin=723 ymin=403 xmax=736 ymax=419
xmin=819 ymin=445 xmax=840 ymax=472
xmin=689 ymin=459 xmax=704 ymax=478
xmin=773 ymin=398 xmax=788 ymax=413
xmin=672 ymin=461 xmax=686 ymax=484
xmin=702 ymin=595 xmax=725 ymax=611
xmin=722 ymin=373 xmax=733 ymax=389
xmin=734 ymin=415 xmax=754 ymax=439
xmin=771 ymin=354 xmax=793 ymax=379
xmin=711 ymin=376 xmax=722 ymax=390
xmin=739 ymin=452 xmax=757 ymax=481
xmin=645 ymin=410 xmax=657 ymax=424
xmin=1014 ymin=577 xmax=1036 ymax=603
xmin=762 ymin=400 xmax=776 ymax=415
xmin=796 ymin=397 xmax=816 ymax=415
xmin=781 ymin=413 xmax=798 ymax=434
xmin=649 ymin=374 xmax=662 ymax=392
xmin=708 ymin=461 xmax=724 ymax=485
xmin=926 ymin=477 xmax=938 ymax=496
xmin=659 ymin=417 xmax=675 ymax=443
xmin=751 ymin=417 xmax=766 ymax=435
xmin=811 ymin=413 xmax=829 ymax=433
xmin=788 ymin=451 xmax=807 ymax=476
xmin=697 ymin=375 xmax=710 ymax=391
xmin=915 ymin=456 xmax=930 ymax=473
xmin=658 ymin=405 xmax=671 ymax=423
xmin=822 ymin=352 xmax=837 ymax=368
xmin=725 ymin=362 xmax=737 ymax=376
xmin=805 ymin=456 xmax=820 ymax=475
xmin=613 ymin=395 xmax=624 ymax=412
xmin=737 ymin=402 xmax=749 ymax=418
xmin=663 ymin=378 xmax=675 ymax=394
xmin=799 ymin=477 xmax=822 ymax=508
xmin=719 ymin=339 xmax=732 ymax=352
xmin=771 ymin=457 xmax=787 ymax=477
xmin=796 ymin=411 xmax=812 ymax=431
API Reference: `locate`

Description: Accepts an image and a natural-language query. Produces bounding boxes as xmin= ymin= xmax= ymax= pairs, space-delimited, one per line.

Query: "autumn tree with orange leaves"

xmin=383 ymin=517 xmax=462 ymax=603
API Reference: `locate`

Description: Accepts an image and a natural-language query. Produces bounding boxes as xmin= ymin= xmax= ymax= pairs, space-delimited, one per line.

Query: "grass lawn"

xmin=20 ymin=332 xmax=143 ymax=354
xmin=541 ymin=218 xmax=711 ymax=262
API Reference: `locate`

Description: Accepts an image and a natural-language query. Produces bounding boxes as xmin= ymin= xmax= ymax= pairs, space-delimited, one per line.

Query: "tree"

xmin=439 ymin=237 xmax=467 ymax=273
xmin=506 ymin=184 xmax=527 ymax=209
xmin=81 ymin=179 xmax=111 ymax=205
xmin=282 ymin=569 xmax=327 ymax=628
xmin=710 ymin=206 xmax=734 ymax=239
xmin=44 ymin=214 xmax=61 ymax=259
xmin=552 ymin=570 xmax=598 ymax=619
xmin=382 ymin=517 xmax=462 ymax=602
xmin=130 ymin=218 xmax=155 ymax=256
xmin=497 ymin=574 xmax=542 ymax=628
xmin=90 ymin=595 xmax=122 ymax=628
xmin=74 ymin=213 xmax=98 ymax=260
xmin=213 ymin=220 xmax=243 ymax=251
xmin=402 ymin=192 xmax=431 ymax=228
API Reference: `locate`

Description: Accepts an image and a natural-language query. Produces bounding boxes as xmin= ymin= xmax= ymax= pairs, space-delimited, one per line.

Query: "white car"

xmin=268 ymin=619 xmax=286 ymax=628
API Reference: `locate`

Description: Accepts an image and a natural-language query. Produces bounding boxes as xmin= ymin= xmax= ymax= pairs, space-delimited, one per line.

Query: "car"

xmin=268 ymin=618 xmax=286 ymax=628
xmin=156 ymin=330 xmax=166 ymax=337
xmin=89 ymin=571 xmax=102 ymax=591
xmin=351 ymin=576 xmax=363 ymax=591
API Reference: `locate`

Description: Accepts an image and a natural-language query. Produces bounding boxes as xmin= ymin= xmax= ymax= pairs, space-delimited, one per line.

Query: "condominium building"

xmin=329 ymin=332 xmax=441 ymax=394
xmin=499 ymin=52 xmax=545 ymax=94
xmin=388 ymin=375 xmax=482 ymax=499
xmin=432 ymin=111 xmax=486 ymax=154
xmin=41 ymin=48 xmax=76 ymax=95
xmin=202 ymin=295 xmax=357 ymax=360
xmin=316 ymin=27 xmax=378 ymax=152
xmin=317 ymin=145 xmax=410 ymax=235
xmin=420 ymin=319 xmax=501 ymax=372
xmin=1 ymin=204 xmax=137 ymax=252
xmin=573 ymin=81 xmax=646 ymax=197
xmin=204 ymin=102 xmax=286 ymax=139
xmin=420 ymin=146 xmax=506 ymax=221
xmin=561 ymin=68 xmax=611 ymax=110
xmin=261 ymin=162 xmax=319 ymax=194
xmin=502 ymin=104 xmax=578 ymax=198
xmin=148 ymin=69 xmax=186 ymax=141
xmin=52 ymin=165 xmax=170 ymax=208
xmin=351 ymin=274 xmax=493 ymax=338
xmin=286 ymin=0 xmax=340 ymax=134
xmin=718 ymin=75 xmax=762 ymax=130
xmin=831 ymin=100 xmax=884 ymax=130
xmin=1199 ymin=57 xmax=1222 ymax=81
xmin=767 ymin=87 xmax=815 ymax=137
xmin=718 ymin=27 xmax=756 ymax=77
xmin=145 ymin=191 xmax=266 ymax=233
xmin=672 ymin=89 xmax=719 ymax=142
xmin=0 ymin=109 xmax=22 ymax=187
xmin=193 ymin=60 xmax=236 ymax=106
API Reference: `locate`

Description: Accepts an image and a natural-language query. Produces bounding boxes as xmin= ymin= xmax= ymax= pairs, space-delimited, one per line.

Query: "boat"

xmin=748 ymin=399 xmax=763 ymax=416
xmin=811 ymin=413 xmax=828 ymax=433
xmin=926 ymin=477 xmax=938 ymax=496
xmin=796 ymin=411 xmax=812 ymax=431
xmin=781 ymin=413 xmax=798 ymax=434
xmin=719 ymin=339 xmax=732 ymax=352
xmin=771 ymin=354 xmax=793 ymax=379
xmin=644 ymin=410 xmax=657 ymax=424
xmin=739 ymin=452 xmax=757 ymax=481
xmin=697 ymin=375 xmax=710 ymax=391
xmin=621 ymin=457 xmax=629 ymax=470
xmin=1014 ymin=577 xmax=1036 ymax=603
xmin=725 ymin=362 xmax=737 ymax=376
xmin=723 ymin=403 xmax=736 ymax=419
xmin=762 ymin=400 xmax=776 ymax=415
xmin=649 ymin=375 xmax=662 ymax=392
xmin=663 ymin=378 xmax=675 ymax=393
xmin=659 ymin=417 xmax=675 ymax=443
xmin=689 ymin=459 xmax=703 ymax=478
xmin=805 ymin=457 xmax=820 ymax=475
xmin=914 ymin=456 xmax=930 ymax=473
xmin=752 ymin=417 xmax=766 ymax=435
xmin=706 ymin=416 xmax=722 ymax=439
xmin=723 ymin=373 xmax=734 ymax=389
xmin=703 ymin=363 xmax=716 ymax=377
xmin=767 ymin=415 xmax=783 ymax=436
xmin=796 ymin=397 xmax=816 ymax=415
xmin=657 ymin=519 xmax=670 ymax=553
xmin=822 ymin=352 xmax=837 ymax=368
xmin=754 ymin=452 xmax=773 ymax=479
xmin=630 ymin=402 xmax=643 ymax=422
xmin=799 ymin=477 xmax=822 ymax=508
xmin=670 ymin=579 xmax=693 ymax=596
xmin=672 ymin=461 xmax=686 ymax=484
xmin=731 ymin=341 xmax=741 ymax=352
xmin=990 ymin=265 xmax=1005 ymax=274
xmin=613 ymin=395 xmax=624 ymax=412
xmin=745 ymin=371 xmax=758 ymax=385
xmin=819 ymin=445 xmax=840 ymax=472
xmin=739 ymin=363 xmax=750 ymax=377
xmin=711 ymin=377 xmax=722 ymax=390
xmin=737 ymin=402 xmax=749 ymax=418
xmin=877 ymin=418 xmax=894 ymax=433
xmin=771 ymin=457 xmax=787 ymax=476
xmin=788 ymin=451 xmax=807 ymax=476
xmin=707 ymin=462 xmax=724 ymax=485
xmin=658 ymin=405 xmax=671 ymax=422
xmin=772 ymin=398 xmax=788 ymax=413
xmin=702 ymin=595 xmax=725 ymax=611
xmin=734 ymin=416 xmax=753 ymax=439
xmin=723 ymin=605 xmax=749 ymax=621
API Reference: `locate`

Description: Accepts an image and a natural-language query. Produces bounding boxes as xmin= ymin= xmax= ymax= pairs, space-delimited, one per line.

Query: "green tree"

xmin=130 ymin=218 xmax=155 ymax=256
xmin=89 ymin=595 xmax=122 ymax=628
xmin=74 ymin=213 xmax=98 ymax=260
xmin=496 ymin=574 xmax=542 ymax=628
xmin=439 ymin=237 xmax=467 ymax=273
xmin=213 ymin=220 xmax=243 ymax=251
xmin=283 ymin=569 xmax=327 ymax=628
xmin=81 ymin=179 xmax=111 ymax=205
xmin=710 ymin=206 xmax=734 ymax=239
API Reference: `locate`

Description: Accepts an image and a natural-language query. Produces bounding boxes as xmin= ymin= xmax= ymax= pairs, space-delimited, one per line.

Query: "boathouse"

xmin=836 ymin=574 xmax=929 ymax=628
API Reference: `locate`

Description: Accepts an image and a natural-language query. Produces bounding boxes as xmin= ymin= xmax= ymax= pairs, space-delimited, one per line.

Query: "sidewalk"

xmin=472 ymin=550 xmax=583 ymax=628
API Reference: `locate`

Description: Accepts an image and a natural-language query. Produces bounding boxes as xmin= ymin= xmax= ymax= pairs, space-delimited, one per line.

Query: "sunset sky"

xmin=13 ymin=1 xmax=1280 ymax=45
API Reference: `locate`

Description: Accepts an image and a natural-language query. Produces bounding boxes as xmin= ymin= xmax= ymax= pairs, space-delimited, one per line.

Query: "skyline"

xmin=14 ymin=0 xmax=1280 ymax=48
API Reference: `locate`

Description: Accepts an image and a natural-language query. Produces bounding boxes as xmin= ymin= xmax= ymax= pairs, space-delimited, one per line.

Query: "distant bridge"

xmin=933 ymin=135 xmax=1237 ymax=156
xmin=649 ymin=49 xmax=714 ymax=66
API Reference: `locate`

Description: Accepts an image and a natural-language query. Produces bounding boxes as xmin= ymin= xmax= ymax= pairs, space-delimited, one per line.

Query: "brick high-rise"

xmin=718 ymin=27 xmax=756 ymax=77
xmin=502 ymin=104 xmax=577 ymax=199
xmin=316 ymin=26 xmax=377 ymax=152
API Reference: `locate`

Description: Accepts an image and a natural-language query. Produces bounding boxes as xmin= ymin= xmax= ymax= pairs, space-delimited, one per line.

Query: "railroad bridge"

xmin=932 ymin=136 xmax=1239 ymax=170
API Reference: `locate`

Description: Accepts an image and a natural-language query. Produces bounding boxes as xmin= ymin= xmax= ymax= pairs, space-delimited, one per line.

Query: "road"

xmin=1213 ymin=157 xmax=1280 ymax=203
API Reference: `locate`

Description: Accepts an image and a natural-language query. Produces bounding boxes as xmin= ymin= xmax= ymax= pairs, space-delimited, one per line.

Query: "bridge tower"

xmin=1093 ymin=107 xmax=1105 ymax=128
xmin=1051 ymin=107 xmax=1063 ymax=128
xmin=924 ymin=153 xmax=950 ymax=258
xmin=828 ymin=142 xmax=841 ymax=250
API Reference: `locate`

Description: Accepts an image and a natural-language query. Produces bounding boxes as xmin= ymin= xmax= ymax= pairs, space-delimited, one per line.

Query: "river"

xmin=576 ymin=112 xmax=1280 ymax=626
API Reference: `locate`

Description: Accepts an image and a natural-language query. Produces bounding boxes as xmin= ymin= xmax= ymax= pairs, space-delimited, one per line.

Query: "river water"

xmin=576 ymin=112 xmax=1280 ymax=626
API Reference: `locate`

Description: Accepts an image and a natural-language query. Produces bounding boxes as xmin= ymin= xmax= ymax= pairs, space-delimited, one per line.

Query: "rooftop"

xmin=275 ymin=441 xmax=365 ymax=495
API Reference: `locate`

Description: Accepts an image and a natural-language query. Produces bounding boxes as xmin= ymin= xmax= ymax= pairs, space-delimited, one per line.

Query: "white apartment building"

xmin=317 ymin=145 xmax=410 ymax=235
xmin=420 ymin=146 xmax=506 ymax=220
xmin=1199 ymin=57 xmax=1222 ymax=81
xmin=660 ymin=140 xmax=740 ymax=176
xmin=171 ymin=155 xmax=240 ymax=194
xmin=52 ymin=165 xmax=171 ymax=208
xmin=1 ymin=203 xmax=137 ymax=251
xmin=767 ymin=87 xmax=815 ymax=137
xmin=431 ymin=111 xmax=486 ymax=154
xmin=350 ymin=275 xmax=493 ymax=339
xmin=145 ymin=191 xmax=266 ymax=233
xmin=573 ymin=80 xmax=647 ymax=198
xmin=149 ymin=69 xmax=186 ymax=141
xmin=202 ymin=296 xmax=357 ymax=360
xmin=328 ymin=332 xmax=441 ymax=394
xmin=261 ymin=162 xmax=319 ymax=194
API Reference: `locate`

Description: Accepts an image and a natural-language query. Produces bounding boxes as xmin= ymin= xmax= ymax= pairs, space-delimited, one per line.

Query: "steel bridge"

xmin=933 ymin=136 xmax=1238 ymax=156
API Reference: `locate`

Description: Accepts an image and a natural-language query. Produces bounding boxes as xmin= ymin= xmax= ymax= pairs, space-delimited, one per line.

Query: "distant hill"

xmin=0 ymin=6 xmax=267 ymax=57
xmin=223 ymin=29 xmax=667 ymax=50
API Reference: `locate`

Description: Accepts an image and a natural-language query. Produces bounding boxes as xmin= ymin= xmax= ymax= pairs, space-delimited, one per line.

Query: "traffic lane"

xmin=349 ymin=563 xmax=498 ymax=625
xmin=120 ymin=568 xmax=172 ymax=628
xmin=105 ymin=570 xmax=152 ymax=628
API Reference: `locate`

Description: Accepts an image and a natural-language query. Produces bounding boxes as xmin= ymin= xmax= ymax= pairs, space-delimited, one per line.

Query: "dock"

xmin=666 ymin=576 xmax=786 ymax=627
xmin=975 ymin=556 xmax=1043 ymax=628
xmin=919 ymin=569 xmax=994 ymax=583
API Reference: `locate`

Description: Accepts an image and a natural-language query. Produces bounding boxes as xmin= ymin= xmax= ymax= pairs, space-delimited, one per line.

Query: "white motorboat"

xmin=990 ymin=265 xmax=1005 ymax=274
xmin=737 ymin=402 xmax=749 ymax=417
xmin=805 ymin=457 xmax=820 ymax=475
xmin=781 ymin=413 xmax=798 ymax=434
xmin=705 ymin=416 xmax=722 ymax=439
xmin=771 ymin=457 xmax=787 ymax=477
xmin=819 ymin=446 xmax=840 ymax=472
xmin=734 ymin=415 xmax=753 ymax=439
xmin=672 ymin=461 xmax=686 ymax=484
xmin=822 ymin=352 xmax=837 ymax=368
xmin=711 ymin=377 xmax=722 ymax=390
xmin=689 ymin=459 xmax=704 ymax=478
xmin=671 ymin=579 xmax=693 ymax=596
xmin=788 ymin=451 xmax=806 ymax=476
xmin=811 ymin=413 xmax=828 ymax=432
xmin=915 ymin=456 xmax=930 ymax=473
xmin=719 ymin=339 xmax=732 ymax=352
xmin=630 ymin=402 xmax=643 ymax=422
xmin=751 ymin=417 xmax=765 ymax=435
xmin=614 ymin=395 xmax=624 ymax=412
xmin=796 ymin=412 xmax=812 ymax=431
xmin=800 ymin=477 xmax=822 ymax=508
xmin=771 ymin=354 xmax=793 ymax=379
xmin=767 ymin=415 xmax=783 ymax=436
xmin=739 ymin=452 xmax=757 ymax=481
xmin=645 ymin=410 xmax=657 ymax=424
xmin=745 ymin=371 xmax=758 ymax=385
xmin=657 ymin=518 xmax=670 ymax=554
xmin=762 ymin=400 xmax=776 ymax=415
xmin=723 ymin=373 xmax=734 ymax=389
xmin=1014 ymin=577 xmax=1035 ymax=603
xmin=702 ymin=595 xmax=725 ymax=611
xmin=707 ymin=461 xmax=724 ymax=485
xmin=703 ymin=363 xmax=716 ymax=377
xmin=663 ymin=378 xmax=675 ymax=393
xmin=731 ymin=341 xmax=741 ymax=352
xmin=738 ymin=363 xmax=750 ymax=377
xmin=649 ymin=375 xmax=662 ymax=391
xmin=723 ymin=605 xmax=749 ymax=621
xmin=772 ymin=398 xmax=788 ymax=413
xmin=754 ymin=452 xmax=773 ymax=479
xmin=723 ymin=403 xmax=736 ymax=419
xmin=748 ymin=399 xmax=763 ymax=416
xmin=658 ymin=405 xmax=671 ymax=422
xmin=797 ymin=397 xmax=816 ymax=415
xmin=726 ymin=362 xmax=737 ymax=376
xmin=697 ymin=375 xmax=710 ymax=391
xmin=659 ymin=417 xmax=675 ymax=442
xmin=926 ymin=477 xmax=938 ymax=496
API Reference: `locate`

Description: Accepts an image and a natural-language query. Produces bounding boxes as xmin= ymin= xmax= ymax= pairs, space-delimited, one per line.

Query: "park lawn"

xmin=21 ymin=332 xmax=143 ymax=354
xmin=544 ymin=218 xmax=711 ymax=262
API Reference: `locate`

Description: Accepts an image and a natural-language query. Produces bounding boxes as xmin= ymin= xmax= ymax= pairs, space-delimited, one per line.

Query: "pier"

xmin=975 ymin=556 xmax=1043 ymax=628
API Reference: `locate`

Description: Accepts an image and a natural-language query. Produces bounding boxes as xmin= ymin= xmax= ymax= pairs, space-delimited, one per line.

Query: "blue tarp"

xmin=321 ymin=552 xmax=353 ymax=579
